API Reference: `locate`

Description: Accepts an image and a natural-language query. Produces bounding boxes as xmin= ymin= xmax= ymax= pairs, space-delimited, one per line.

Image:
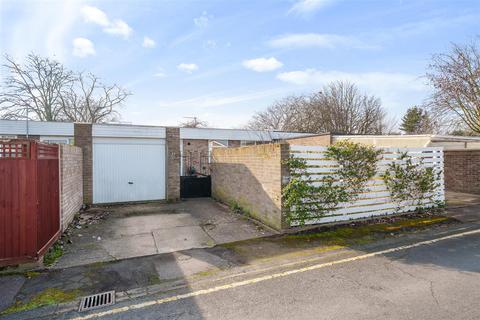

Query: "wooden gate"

xmin=0 ymin=140 xmax=60 ymax=266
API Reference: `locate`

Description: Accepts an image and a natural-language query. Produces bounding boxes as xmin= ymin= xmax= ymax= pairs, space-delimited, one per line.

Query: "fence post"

xmin=280 ymin=143 xmax=290 ymax=230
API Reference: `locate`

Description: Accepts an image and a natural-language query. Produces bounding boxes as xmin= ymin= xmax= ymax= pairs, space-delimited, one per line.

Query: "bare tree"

xmin=179 ymin=116 xmax=208 ymax=128
xmin=248 ymin=81 xmax=388 ymax=134
xmin=247 ymin=95 xmax=305 ymax=131
xmin=0 ymin=54 xmax=74 ymax=121
xmin=426 ymin=39 xmax=480 ymax=134
xmin=0 ymin=53 xmax=129 ymax=123
xmin=59 ymin=72 xmax=130 ymax=123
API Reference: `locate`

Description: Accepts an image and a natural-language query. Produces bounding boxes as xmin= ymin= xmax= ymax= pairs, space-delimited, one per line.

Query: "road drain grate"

xmin=78 ymin=291 xmax=115 ymax=312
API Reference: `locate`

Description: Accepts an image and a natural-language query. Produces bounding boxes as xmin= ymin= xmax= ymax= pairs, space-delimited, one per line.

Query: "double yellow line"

xmin=71 ymin=228 xmax=480 ymax=320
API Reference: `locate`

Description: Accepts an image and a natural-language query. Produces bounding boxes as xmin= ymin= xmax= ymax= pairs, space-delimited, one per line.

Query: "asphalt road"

xmin=58 ymin=228 xmax=480 ymax=320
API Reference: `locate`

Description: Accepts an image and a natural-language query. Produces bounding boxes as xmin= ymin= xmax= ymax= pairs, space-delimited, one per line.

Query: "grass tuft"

xmin=43 ymin=242 xmax=64 ymax=266
xmin=1 ymin=288 xmax=80 ymax=315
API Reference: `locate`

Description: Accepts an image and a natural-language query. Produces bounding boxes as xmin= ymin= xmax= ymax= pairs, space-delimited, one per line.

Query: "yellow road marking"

xmin=70 ymin=228 xmax=480 ymax=320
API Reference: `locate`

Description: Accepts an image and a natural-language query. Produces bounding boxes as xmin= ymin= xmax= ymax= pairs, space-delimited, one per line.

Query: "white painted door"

xmin=93 ymin=138 xmax=166 ymax=203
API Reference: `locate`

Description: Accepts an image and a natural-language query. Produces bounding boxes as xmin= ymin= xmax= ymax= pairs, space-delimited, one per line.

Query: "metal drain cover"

xmin=78 ymin=291 xmax=115 ymax=312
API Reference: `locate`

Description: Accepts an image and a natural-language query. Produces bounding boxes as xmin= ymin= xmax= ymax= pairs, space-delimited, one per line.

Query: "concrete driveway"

xmin=53 ymin=198 xmax=273 ymax=269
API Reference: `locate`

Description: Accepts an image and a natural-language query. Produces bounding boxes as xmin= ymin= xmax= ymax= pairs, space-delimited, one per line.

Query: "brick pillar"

xmin=74 ymin=123 xmax=93 ymax=204
xmin=166 ymin=127 xmax=181 ymax=201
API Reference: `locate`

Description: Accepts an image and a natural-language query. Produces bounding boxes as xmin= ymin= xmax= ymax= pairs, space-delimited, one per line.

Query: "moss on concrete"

xmin=192 ymin=267 xmax=221 ymax=278
xmin=1 ymin=288 xmax=80 ymax=315
xmin=24 ymin=271 xmax=41 ymax=279
xmin=284 ymin=216 xmax=449 ymax=245
xmin=147 ymin=274 xmax=162 ymax=285
xmin=220 ymin=215 xmax=454 ymax=264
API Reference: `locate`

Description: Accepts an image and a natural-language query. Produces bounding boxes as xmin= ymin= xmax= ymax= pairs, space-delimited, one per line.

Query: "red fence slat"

xmin=0 ymin=140 xmax=59 ymax=265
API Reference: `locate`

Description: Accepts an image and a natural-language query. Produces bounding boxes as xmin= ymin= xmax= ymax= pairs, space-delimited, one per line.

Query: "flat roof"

xmin=334 ymin=134 xmax=480 ymax=142
xmin=0 ymin=119 xmax=311 ymax=141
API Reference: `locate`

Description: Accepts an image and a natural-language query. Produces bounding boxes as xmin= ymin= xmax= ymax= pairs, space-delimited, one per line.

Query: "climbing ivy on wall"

xmin=382 ymin=152 xmax=442 ymax=211
xmin=283 ymin=141 xmax=382 ymax=225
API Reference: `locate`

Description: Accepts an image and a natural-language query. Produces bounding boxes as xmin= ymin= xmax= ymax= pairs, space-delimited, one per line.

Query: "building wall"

xmin=444 ymin=149 xmax=480 ymax=194
xmin=59 ymin=144 xmax=83 ymax=231
xmin=332 ymin=135 xmax=432 ymax=147
xmin=182 ymin=139 xmax=209 ymax=175
xmin=211 ymin=143 xmax=289 ymax=230
xmin=429 ymin=141 xmax=480 ymax=150
xmin=74 ymin=123 xmax=93 ymax=204
xmin=16 ymin=134 xmax=40 ymax=140
xmin=228 ymin=140 xmax=241 ymax=147
xmin=166 ymin=127 xmax=181 ymax=200
xmin=286 ymin=134 xmax=331 ymax=146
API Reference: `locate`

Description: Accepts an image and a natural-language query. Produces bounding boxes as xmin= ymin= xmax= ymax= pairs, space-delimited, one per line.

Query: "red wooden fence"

xmin=0 ymin=140 xmax=60 ymax=266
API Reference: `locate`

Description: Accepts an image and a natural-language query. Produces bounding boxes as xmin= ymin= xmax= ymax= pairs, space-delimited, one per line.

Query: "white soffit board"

xmin=93 ymin=124 xmax=166 ymax=138
xmin=0 ymin=120 xmax=74 ymax=136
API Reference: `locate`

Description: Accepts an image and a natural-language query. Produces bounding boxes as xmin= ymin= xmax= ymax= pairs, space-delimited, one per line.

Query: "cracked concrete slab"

xmin=52 ymin=198 xmax=272 ymax=269
xmin=153 ymin=226 xmax=215 ymax=254
xmin=101 ymin=233 xmax=159 ymax=260
xmin=203 ymin=220 xmax=268 ymax=244
xmin=0 ymin=275 xmax=25 ymax=311
xmin=102 ymin=213 xmax=199 ymax=238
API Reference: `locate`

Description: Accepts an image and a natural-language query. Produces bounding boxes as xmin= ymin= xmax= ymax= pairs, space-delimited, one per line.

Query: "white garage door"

xmin=93 ymin=137 xmax=166 ymax=203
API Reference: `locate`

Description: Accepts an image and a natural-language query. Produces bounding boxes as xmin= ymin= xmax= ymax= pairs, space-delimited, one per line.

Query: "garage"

xmin=92 ymin=125 xmax=167 ymax=204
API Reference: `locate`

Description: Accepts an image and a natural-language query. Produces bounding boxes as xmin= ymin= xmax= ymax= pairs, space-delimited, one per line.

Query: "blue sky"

xmin=0 ymin=0 xmax=479 ymax=128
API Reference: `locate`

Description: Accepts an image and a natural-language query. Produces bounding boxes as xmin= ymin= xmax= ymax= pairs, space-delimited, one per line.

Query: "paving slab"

xmin=101 ymin=233 xmax=158 ymax=260
xmin=203 ymin=220 xmax=270 ymax=244
xmin=52 ymin=198 xmax=272 ymax=269
xmin=0 ymin=275 xmax=25 ymax=312
xmin=446 ymin=191 xmax=480 ymax=207
xmin=102 ymin=213 xmax=198 ymax=238
xmin=152 ymin=226 xmax=215 ymax=254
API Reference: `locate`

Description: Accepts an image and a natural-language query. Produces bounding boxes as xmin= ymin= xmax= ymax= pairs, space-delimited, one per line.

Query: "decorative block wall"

xmin=59 ymin=144 xmax=83 ymax=230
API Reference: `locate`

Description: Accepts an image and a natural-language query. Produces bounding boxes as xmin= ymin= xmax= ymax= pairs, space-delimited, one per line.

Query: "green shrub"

xmin=283 ymin=141 xmax=382 ymax=225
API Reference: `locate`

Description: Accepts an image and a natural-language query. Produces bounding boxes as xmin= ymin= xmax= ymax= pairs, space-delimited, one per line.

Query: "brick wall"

xmin=74 ymin=123 xmax=93 ymax=204
xmin=59 ymin=144 xmax=83 ymax=231
xmin=444 ymin=150 xmax=480 ymax=194
xmin=211 ymin=143 xmax=289 ymax=230
xmin=166 ymin=127 xmax=181 ymax=200
xmin=285 ymin=133 xmax=331 ymax=146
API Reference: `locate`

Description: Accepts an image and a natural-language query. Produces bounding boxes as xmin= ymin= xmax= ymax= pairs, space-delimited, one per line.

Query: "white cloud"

xmin=156 ymin=89 xmax=283 ymax=108
xmin=194 ymin=11 xmax=211 ymax=28
xmin=203 ymin=40 xmax=217 ymax=49
xmin=268 ymin=33 xmax=372 ymax=49
xmin=103 ymin=19 xmax=133 ymax=39
xmin=81 ymin=5 xmax=133 ymax=39
xmin=72 ymin=37 xmax=95 ymax=57
xmin=81 ymin=5 xmax=109 ymax=26
xmin=243 ymin=57 xmax=283 ymax=72
xmin=153 ymin=68 xmax=166 ymax=77
xmin=277 ymin=68 xmax=429 ymax=110
xmin=277 ymin=69 xmax=425 ymax=90
xmin=177 ymin=63 xmax=199 ymax=73
xmin=142 ymin=36 xmax=156 ymax=48
xmin=6 ymin=1 xmax=81 ymax=62
xmin=289 ymin=0 xmax=337 ymax=15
